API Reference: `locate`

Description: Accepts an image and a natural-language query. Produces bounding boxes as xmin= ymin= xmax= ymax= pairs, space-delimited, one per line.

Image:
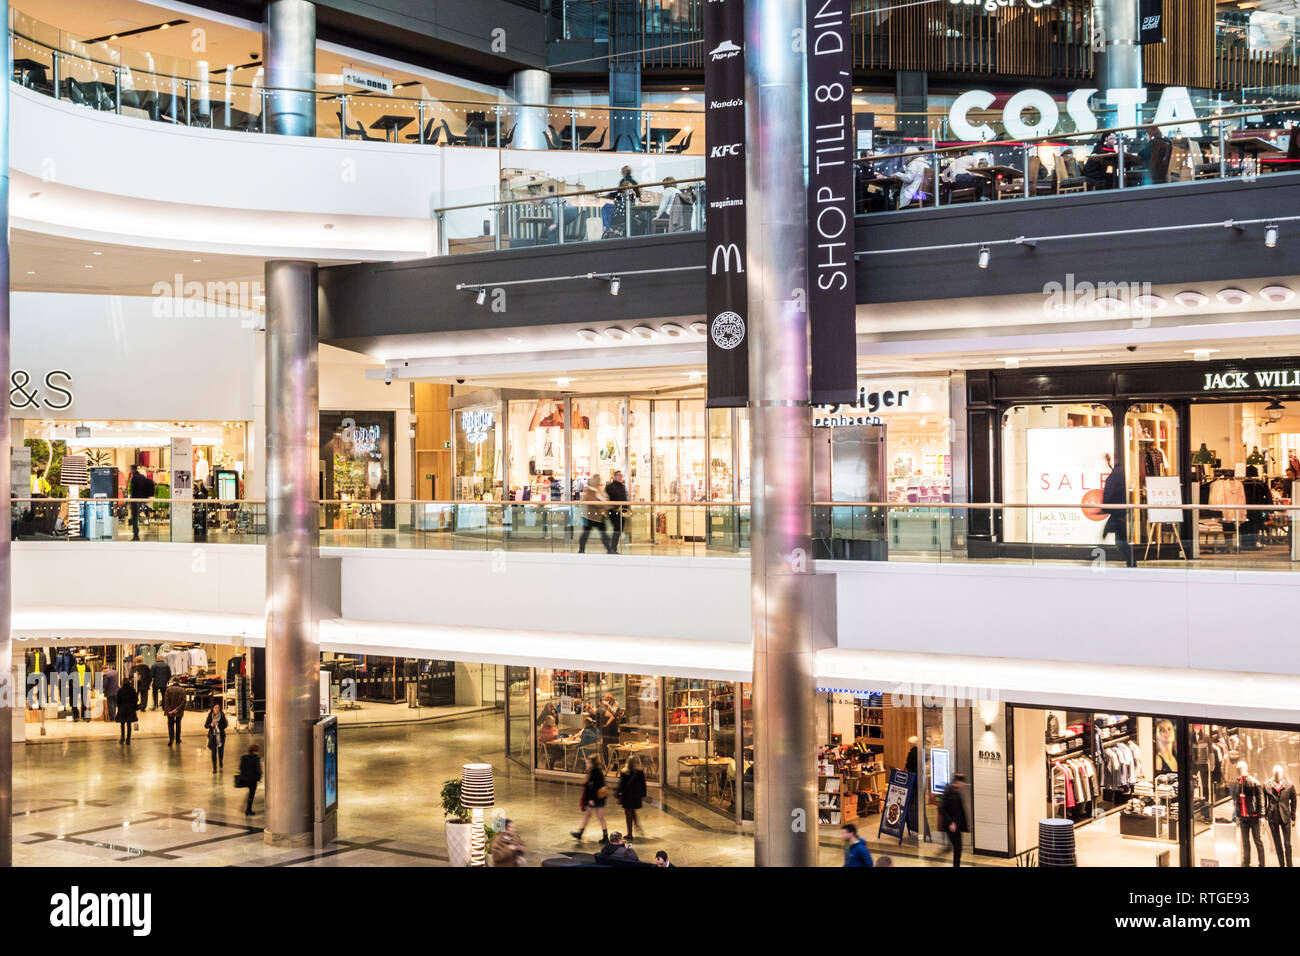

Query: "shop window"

xmin=666 ymin=678 xmax=738 ymax=817
xmin=506 ymin=399 xmax=566 ymax=501
xmin=534 ymin=669 xmax=660 ymax=782
xmin=321 ymin=411 xmax=394 ymax=530
xmin=454 ymin=402 xmax=503 ymax=501
xmin=1000 ymin=403 xmax=1114 ymax=545
xmin=571 ymin=397 xmax=627 ymax=492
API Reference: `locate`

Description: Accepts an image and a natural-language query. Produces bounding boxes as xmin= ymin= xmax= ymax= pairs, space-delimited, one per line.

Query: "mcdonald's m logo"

xmin=711 ymin=243 xmax=745 ymax=274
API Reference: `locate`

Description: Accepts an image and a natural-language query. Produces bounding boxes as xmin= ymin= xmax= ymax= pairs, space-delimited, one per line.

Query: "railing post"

xmin=260 ymin=89 xmax=267 ymax=132
xmin=1219 ymin=118 xmax=1227 ymax=178
xmin=571 ymin=108 xmax=579 ymax=151
xmin=51 ymin=50 xmax=60 ymax=101
xmin=494 ymin=105 xmax=502 ymax=147
xmin=184 ymin=79 xmax=192 ymax=126
xmin=418 ymin=100 xmax=426 ymax=144
xmin=1023 ymin=142 xmax=1030 ymax=198
xmin=339 ymin=94 xmax=347 ymax=140
xmin=624 ymin=192 xmax=632 ymax=235
xmin=932 ymin=135 xmax=941 ymax=207
xmin=113 ymin=66 xmax=122 ymax=115
xmin=1116 ymin=131 xmax=1125 ymax=189
xmin=494 ymin=205 xmax=502 ymax=251
xmin=556 ymin=198 xmax=565 ymax=244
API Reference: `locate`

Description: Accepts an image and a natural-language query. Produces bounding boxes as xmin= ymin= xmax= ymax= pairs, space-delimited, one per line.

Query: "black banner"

xmin=807 ymin=0 xmax=858 ymax=406
xmin=1138 ymin=0 xmax=1164 ymax=45
xmin=703 ymin=0 xmax=748 ymax=408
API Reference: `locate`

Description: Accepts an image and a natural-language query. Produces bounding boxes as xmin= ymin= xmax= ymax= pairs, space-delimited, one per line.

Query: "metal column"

xmin=0 ymin=0 xmax=12 ymax=869
xmin=263 ymin=0 xmax=316 ymax=137
xmin=263 ymin=261 xmax=320 ymax=846
xmin=511 ymin=69 xmax=551 ymax=151
xmin=1095 ymin=0 xmax=1142 ymax=125
xmin=746 ymin=0 xmax=817 ymax=867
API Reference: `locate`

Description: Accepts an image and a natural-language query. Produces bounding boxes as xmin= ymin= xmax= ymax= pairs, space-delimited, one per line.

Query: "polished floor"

xmin=12 ymin=710 xmax=983 ymax=867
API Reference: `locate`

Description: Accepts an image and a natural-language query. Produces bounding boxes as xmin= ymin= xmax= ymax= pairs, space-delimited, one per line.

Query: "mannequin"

xmin=1231 ymin=761 xmax=1267 ymax=867
xmin=1265 ymin=764 xmax=1296 ymax=867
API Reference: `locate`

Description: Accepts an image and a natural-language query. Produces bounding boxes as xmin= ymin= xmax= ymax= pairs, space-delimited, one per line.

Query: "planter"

xmin=445 ymin=820 xmax=474 ymax=867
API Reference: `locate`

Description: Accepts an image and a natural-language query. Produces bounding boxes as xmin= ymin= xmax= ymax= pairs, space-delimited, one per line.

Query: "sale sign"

xmin=1026 ymin=427 xmax=1114 ymax=545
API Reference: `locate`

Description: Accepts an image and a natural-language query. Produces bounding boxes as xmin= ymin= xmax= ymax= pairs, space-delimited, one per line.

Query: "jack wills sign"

xmin=1203 ymin=369 xmax=1300 ymax=391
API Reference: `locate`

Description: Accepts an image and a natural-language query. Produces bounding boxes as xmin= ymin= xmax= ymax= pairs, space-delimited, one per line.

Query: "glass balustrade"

xmin=14 ymin=498 xmax=1300 ymax=572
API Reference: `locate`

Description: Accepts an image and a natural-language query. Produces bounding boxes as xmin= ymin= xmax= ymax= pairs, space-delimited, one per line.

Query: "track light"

xmin=1266 ymin=399 xmax=1285 ymax=423
xmin=384 ymin=369 xmax=394 ymax=385
xmin=475 ymin=287 xmax=486 ymax=306
xmin=977 ymin=246 xmax=990 ymax=269
xmin=1266 ymin=222 xmax=1278 ymax=248
xmin=609 ymin=276 xmax=621 ymax=296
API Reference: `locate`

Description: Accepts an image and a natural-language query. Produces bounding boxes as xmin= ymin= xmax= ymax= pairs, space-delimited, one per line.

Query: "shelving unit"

xmin=818 ymin=774 xmax=857 ymax=826
xmin=668 ymin=686 xmax=708 ymax=742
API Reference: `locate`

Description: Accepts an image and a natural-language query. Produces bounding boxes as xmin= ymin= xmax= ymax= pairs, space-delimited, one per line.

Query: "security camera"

xmin=456 ymin=378 xmax=466 ymax=385
xmin=1126 ymin=345 xmax=1138 ymax=353
xmin=384 ymin=370 xmax=394 ymax=385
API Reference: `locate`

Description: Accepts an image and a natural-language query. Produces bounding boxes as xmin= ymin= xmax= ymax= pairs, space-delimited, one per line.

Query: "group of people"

xmin=577 ymin=470 xmax=630 ymax=554
xmin=536 ymin=692 xmax=627 ymax=771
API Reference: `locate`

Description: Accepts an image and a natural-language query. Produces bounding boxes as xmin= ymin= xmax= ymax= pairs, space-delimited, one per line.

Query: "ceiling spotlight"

xmin=631 ymin=326 xmax=657 ymax=340
xmin=577 ymin=329 xmax=602 ymax=343
xmin=1132 ymin=294 xmax=1167 ymax=311
xmin=977 ymin=246 xmax=990 ymax=269
xmin=1001 ymin=357 xmax=1021 ymax=369
xmin=1185 ymin=348 xmax=1218 ymax=362
xmin=1265 ymin=222 xmax=1279 ymax=248
xmin=609 ymin=276 xmax=621 ymax=296
xmin=1260 ymin=285 xmax=1295 ymax=303
xmin=661 ymin=323 xmax=686 ymax=338
xmin=1094 ymin=296 xmax=1127 ymax=314
xmin=1217 ymin=288 xmax=1250 ymax=305
xmin=689 ymin=322 xmax=708 ymax=335
xmin=383 ymin=369 xmax=394 ymax=385
xmin=1174 ymin=291 xmax=1208 ymax=308
xmin=1266 ymin=398 xmax=1286 ymax=423
xmin=556 ymin=377 xmax=573 ymax=388
xmin=93 ymin=251 xmax=103 ymax=256
xmin=475 ymin=287 xmax=487 ymax=306
xmin=603 ymin=327 xmax=629 ymax=341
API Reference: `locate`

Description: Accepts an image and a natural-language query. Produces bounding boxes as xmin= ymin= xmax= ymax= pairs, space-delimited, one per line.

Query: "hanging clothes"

xmin=1209 ymin=478 xmax=1247 ymax=524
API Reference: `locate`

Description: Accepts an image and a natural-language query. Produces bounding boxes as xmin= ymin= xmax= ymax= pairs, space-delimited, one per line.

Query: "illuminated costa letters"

xmin=948 ymin=86 xmax=1203 ymax=141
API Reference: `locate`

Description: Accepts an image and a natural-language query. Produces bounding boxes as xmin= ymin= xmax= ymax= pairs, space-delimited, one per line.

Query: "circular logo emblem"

xmin=710 ymin=311 xmax=746 ymax=350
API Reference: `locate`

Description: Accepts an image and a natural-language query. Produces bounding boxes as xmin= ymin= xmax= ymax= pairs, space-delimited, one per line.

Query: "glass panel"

xmin=454 ymin=403 xmax=503 ymax=500
xmin=1189 ymin=723 xmax=1296 ymax=867
xmin=666 ymin=678 xmax=734 ymax=815
xmin=506 ymin=399 xmax=566 ymax=501
xmin=535 ymin=669 xmax=660 ymax=780
xmin=627 ymin=400 xmax=653 ymax=548
xmin=1125 ymin=403 xmax=1181 ymax=562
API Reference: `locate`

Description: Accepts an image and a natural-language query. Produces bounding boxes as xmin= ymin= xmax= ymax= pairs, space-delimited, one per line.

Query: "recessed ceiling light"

xmin=192 ymin=258 xmax=202 ymax=263
xmin=1185 ymin=348 xmax=1219 ymax=361
xmin=689 ymin=322 xmax=708 ymax=335
xmin=631 ymin=326 xmax=657 ymax=340
xmin=1001 ymin=357 xmax=1021 ymax=369
xmin=555 ymin=377 xmax=572 ymax=388
xmin=84 ymin=264 xmax=93 ymax=269
xmin=687 ymin=371 xmax=703 ymax=382
xmin=1259 ymin=285 xmax=1294 ymax=302
xmin=323 ymin=223 xmax=335 ymax=230
xmin=1174 ymin=291 xmax=1208 ymax=307
xmin=25 ymin=271 xmax=34 ymax=275
xmin=506 ymin=336 xmax=523 ymax=344
xmin=1132 ymin=293 xmax=1167 ymax=311
xmin=681 ymin=86 xmax=690 ymax=91
xmin=92 ymin=251 xmax=103 ymax=256
xmin=1217 ymin=288 xmax=1250 ymax=305
xmin=1094 ymin=296 xmax=1127 ymax=314
xmin=660 ymin=323 xmax=686 ymax=338
xmin=577 ymin=329 xmax=602 ymax=343
xmin=603 ymin=327 xmax=630 ymax=341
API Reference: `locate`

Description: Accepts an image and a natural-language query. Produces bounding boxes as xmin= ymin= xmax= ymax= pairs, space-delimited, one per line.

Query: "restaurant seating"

xmin=337 ymin=111 xmax=376 ymax=140
xmin=580 ymin=128 xmax=605 ymax=151
xmin=405 ymin=117 xmax=441 ymax=144
xmin=665 ymin=129 xmax=693 ymax=154
xmin=439 ymin=118 xmax=470 ymax=146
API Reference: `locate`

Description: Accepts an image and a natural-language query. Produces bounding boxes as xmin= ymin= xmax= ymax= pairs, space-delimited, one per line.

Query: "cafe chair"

xmin=665 ymin=129 xmax=693 ymax=154
xmin=405 ymin=117 xmax=441 ymax=144
xmin=580 ymin=128 xmax=606 ymax=151
xmin=543 ymin=126 xmax=565 ymax=150
xmin=497 ymin=124 xmax=517 ymax=148
xmin=439 ymin=119 xmax=470 ymax=146
xmin=337 ymin=111 xmax=376 ymax=141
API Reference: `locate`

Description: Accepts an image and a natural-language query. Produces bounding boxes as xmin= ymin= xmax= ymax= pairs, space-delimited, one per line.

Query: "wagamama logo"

xmin=50 ymin=886 xmax=152 ymax=936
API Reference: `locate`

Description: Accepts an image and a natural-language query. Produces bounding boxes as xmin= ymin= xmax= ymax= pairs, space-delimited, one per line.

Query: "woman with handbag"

xmin=618 ymin=755 xmax=647 ymax=843
xmin=571 ymin=755 xmax=610 ymax=844
xmin=203 ymin=701 xmax=228 ymax=773
xmin=115 ymin=680 xmax=138 ymax=745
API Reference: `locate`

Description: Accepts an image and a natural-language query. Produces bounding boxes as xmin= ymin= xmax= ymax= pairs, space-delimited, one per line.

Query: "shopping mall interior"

xmin=5 ymin=0 xmax=1300 ymax=891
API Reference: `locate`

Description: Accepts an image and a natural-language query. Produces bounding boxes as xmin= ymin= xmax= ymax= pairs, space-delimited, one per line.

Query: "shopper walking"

xmin=842 ymin=823 xmax=874 ymax=866
xmin=577 ymin=474 xmax=613 ymax=554
xmin=571 ymin=755 xmax=610 ymax=844
xmin=939 ymin=773 xmax=969 ymax=867
xmin=604 ymin=470 xmax=629 ymax=553
xmin=115 ymin=680 xmax=138 ymax=745
xmin=126 ymin=464 xmax=155 ymax=541
xmin=102 ymin=663 xmax=119 ymax=722
xmin=618 ymin=755 xmax=647 ymax=842
xmin=130 ymin=656 xmax=152 ymax=713
xmin=150 ymin=656 xmax=172 ymax=710
xmin=237 ymin=744 xmax=262 ymax=815
xmin=204 ymin=701 xmax=228 ymax=773
xmin=489 ymin=818 xmax=527 ymax=867
xmin=162 ymin=677 xmax=187 ymax=746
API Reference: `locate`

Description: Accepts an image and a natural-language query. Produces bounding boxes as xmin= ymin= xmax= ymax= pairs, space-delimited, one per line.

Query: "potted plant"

xmin=441 ymin=778 xmax=474 ymax=867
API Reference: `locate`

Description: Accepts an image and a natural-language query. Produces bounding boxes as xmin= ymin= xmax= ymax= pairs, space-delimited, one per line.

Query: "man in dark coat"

xmin=115 ymin=682 xmax=139 ymax=745
xmin=939 ymin=773 xmax=970 ymax=867
xmin=130 ymin=657 xmax=152 ymax=712
xmin=150 ymin=658 xmax=172 ymax=710
xmin=1101 ymin=457 xmax=1135 ymax=567
xmin=126 ymin=465 xmax=155 ymax=541
xmin=604 ymin=470 xmax=630 ymax=554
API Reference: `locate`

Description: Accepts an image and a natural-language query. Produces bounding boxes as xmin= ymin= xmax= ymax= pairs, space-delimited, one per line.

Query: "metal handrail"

xmin=435 ymin=174 xmax=705 ymax=213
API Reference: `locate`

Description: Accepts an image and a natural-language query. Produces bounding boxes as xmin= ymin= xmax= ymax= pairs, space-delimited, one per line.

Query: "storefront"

xmin=320 ymin=410 xmax=396 ymax=530
xmin=450 ymin=389 xmax=752 ymax=550
xmin=967 ymin=357 xmax=1300 ymax=560
xmin=506 ymin=667 xmax=755 ymax=823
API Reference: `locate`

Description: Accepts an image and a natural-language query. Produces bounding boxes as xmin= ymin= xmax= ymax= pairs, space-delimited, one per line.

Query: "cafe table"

xmin=369 ymin=114 xmax=414 ymax=142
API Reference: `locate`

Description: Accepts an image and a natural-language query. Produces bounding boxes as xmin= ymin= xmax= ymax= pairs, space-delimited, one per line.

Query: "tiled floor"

xmin=12 ymin=710 xmax=981 ymax=867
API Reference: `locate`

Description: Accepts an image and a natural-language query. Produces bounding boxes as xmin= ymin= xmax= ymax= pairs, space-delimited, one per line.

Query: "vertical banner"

xmin=703 ymin=0 xmax=748 ymax=407
xmin=169 ymin=436 xmax=193 ymax=543
xmin=1138 ymin=0 xmax=1164 ymax=44
xmin=807 ymin=0 xmax=858 ymax=406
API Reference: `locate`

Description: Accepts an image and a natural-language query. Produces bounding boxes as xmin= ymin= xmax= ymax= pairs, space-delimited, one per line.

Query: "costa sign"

xmin=948 ymin=86 xmax=1203 ymax=141
xmin=950 ymin=0 xmax=1053 ymax=9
